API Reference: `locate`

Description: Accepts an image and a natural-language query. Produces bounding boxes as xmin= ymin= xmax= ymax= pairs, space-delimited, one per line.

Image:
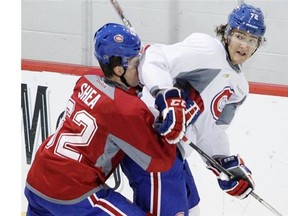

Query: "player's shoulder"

xmin=75 ymin=73 xmax=103 ymax=89
xmin=185 ymin=32 xmax=213 ymax=40
xmin=73 ymin=73 xmax=117 ymax=103
xmin=184 ymin=32 xmax=222 ymax=47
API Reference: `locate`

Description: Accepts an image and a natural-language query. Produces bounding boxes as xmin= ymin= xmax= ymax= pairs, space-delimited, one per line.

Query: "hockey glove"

xmin=184 ymin=96 xmax=201 ymax=127
xmin=207 ymin=154 xmax=255 ymax=199
xmin=155 ymin=87 xmax=186 ymax=144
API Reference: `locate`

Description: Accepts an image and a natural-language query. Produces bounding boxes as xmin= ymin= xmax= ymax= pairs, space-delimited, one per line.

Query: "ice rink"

xmin=21 ymin=70 xmax=288 ymax=215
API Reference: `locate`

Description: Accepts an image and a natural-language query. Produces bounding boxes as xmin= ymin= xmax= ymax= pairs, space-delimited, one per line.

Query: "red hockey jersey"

xmin=26 ymin=73 xmax=176 ymax=202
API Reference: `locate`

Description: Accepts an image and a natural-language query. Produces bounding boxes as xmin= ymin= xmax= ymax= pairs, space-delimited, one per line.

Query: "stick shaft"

xmin=250 ymin=192 xmax=283 ymax=216
xmin=188 ymin=141 xmax=283 ymax=216
xmin=110 ymin=0 xmax=135 ymax=33
xmin=238 ymin=0 xmax=244 ymax=6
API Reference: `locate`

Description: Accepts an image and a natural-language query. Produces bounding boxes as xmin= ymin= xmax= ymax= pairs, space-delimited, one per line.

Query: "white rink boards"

xmin=21 ymin=68 xmax=288 ymax=216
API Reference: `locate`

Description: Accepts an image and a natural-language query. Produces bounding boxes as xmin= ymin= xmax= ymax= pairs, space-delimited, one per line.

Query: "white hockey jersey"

xmin=139 ymin=33 xmax=249 ymax=160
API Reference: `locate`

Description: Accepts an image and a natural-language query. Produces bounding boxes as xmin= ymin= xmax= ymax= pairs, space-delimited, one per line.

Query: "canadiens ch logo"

xmin=211 ymin=87 xmax=234 ymax=120
xmin=114 ymin=34 xmax=124 ymax=43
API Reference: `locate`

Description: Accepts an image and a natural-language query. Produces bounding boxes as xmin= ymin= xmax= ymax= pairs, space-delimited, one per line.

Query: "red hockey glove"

xmin=155 ymin=88 xmax=186 ymax=144
xmin=207 ymin=155 xmax=255 ymax=199
xmin=184 ymin=96 xmax=201 ymax=127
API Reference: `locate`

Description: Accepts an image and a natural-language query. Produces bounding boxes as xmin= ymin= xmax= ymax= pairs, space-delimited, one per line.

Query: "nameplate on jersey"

xmin=78 ymin=83 xmax=101 ymax=109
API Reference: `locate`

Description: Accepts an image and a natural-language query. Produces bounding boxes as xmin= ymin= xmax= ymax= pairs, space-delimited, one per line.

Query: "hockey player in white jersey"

xmin=121 ymin=3 xmax=266 ymax=215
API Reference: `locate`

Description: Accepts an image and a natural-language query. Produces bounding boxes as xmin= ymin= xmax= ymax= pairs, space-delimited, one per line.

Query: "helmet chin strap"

xmin=118 ymin=68 xmax=130 ymax=88
xmin=111 ymin=65 xmax=130 ymax=88
xmin=120 ymin=73 xmax=130 ymax=88
xmin=251 ymin=45 xmax=259 ymax=56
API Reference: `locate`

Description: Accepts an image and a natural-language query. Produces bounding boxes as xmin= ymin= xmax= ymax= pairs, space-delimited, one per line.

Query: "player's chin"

xmin=232 ymin=55 xmax=247 ymax=65
xmin=129 ymin=79 xmax=140 ymax=87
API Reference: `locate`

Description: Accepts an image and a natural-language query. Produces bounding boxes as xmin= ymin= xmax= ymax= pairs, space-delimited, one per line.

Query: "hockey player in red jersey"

xmin=24 ymin=23 xmax=179 ymax=216
xmin=121 ymin=3 xmax=266 ymax=215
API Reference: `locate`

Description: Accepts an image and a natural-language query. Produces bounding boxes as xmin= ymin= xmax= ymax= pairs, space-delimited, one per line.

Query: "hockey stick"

xmin=110 ymin=0 xmax=144 ymax=51
xmin=188 ymin=141 xmax=284 ymax=216
xmin=110 ymin=0 xmax=136 ymax=34
xmin=110 ymin=1 xmax=283 ymax=215
xmin=238 ymin=0 xmax=244 ymax=6
xmin=110 ymin=0 xmax=144 ymax=90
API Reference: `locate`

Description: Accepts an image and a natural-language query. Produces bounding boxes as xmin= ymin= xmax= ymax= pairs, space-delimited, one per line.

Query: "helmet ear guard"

xmin=94 ymin=23 xmax=142 ymax=69
xmin=226 ymin=3 xmax=266 ymax=39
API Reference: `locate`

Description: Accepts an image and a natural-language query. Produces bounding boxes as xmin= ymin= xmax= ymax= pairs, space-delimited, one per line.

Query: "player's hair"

xmin=214 ymin=24 xmax=227 ymax=43
xmin=99 ymin=56 xmax=122 ymax=78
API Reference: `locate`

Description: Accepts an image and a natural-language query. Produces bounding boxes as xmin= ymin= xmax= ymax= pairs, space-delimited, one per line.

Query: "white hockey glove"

xmin=155 ymin=87 xmax=186 ymax=144
xmin=207 ymin=154 xmax=255 ymax=199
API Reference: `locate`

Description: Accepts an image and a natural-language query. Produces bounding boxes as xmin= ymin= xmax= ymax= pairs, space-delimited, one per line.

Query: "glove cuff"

xmin=155 ymin=87 xmax=185 ymax=112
